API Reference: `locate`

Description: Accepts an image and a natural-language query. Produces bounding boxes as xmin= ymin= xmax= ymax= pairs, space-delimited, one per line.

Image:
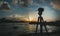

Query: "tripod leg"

xmin=44 ymin=24 xmax=49 ymax=36
xmin=40 ymin=24 xmax=43 ymax=36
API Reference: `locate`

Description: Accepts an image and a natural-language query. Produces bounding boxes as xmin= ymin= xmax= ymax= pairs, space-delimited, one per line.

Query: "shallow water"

xmin=0 ymin=23 xmax=60 ymax=34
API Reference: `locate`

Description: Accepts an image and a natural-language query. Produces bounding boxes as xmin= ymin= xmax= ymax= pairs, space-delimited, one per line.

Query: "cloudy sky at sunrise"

xmin=0 ymin=0 xmax=60 ymax=22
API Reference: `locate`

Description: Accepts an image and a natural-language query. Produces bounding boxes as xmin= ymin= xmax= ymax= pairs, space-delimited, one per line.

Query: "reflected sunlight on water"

xmin=26 ymin=24 xmax=35 ymax=33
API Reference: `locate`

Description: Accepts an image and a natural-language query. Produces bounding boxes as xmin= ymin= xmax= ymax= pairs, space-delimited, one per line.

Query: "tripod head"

xmin=38 ymin=8 xmax=44 ymax=16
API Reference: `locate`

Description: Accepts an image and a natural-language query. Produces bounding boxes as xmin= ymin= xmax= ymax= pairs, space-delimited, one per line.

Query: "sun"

xmin=28 ymin=16 xmax=37 ymax=22
xmin=29 ymin=16 xmax=33 ymax=21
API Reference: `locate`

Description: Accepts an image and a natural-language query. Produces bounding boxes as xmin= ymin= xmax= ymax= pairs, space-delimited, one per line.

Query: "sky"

xmin=0 ymin=0 xmax=60 ymax=22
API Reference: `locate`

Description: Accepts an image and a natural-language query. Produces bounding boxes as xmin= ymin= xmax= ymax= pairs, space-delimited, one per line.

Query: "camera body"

xmin=38 ymin=8 xmax=44 ymax=16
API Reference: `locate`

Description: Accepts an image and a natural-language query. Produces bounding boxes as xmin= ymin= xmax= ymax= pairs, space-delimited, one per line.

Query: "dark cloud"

xmin=0 ymin=1 xmax=11 ymax=11
xmin=18 ymin=0 xmax=33 ymax=7
xmin=52 ymin=0 xmax=60 ymax=4
xmin=19 ymin=0 xmax=29 ymax=7
xmin=12 ymin=0 xmax=18 ymax=5
xmin=51 ymin=0 xmax=60 ymax=10
xmin=0 ymin=0 xmax=12 ymax=3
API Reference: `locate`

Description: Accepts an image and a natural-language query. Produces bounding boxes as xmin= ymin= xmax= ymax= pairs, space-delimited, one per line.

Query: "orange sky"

xmin=8 ymin=11 xmax=57 ymax=22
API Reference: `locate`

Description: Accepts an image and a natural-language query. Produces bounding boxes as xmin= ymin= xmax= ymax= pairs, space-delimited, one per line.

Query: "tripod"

xmin=35 ymin=8 xmax=49 ymax=36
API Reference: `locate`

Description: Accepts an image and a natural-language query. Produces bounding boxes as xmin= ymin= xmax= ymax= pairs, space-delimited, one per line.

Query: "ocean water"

xmin=0 ymin=23 xmax=60 ymax=34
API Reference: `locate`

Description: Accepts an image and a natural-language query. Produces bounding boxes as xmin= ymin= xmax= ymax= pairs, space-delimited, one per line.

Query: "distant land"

xmin=0 ymin=18 xmax=60 ymax=26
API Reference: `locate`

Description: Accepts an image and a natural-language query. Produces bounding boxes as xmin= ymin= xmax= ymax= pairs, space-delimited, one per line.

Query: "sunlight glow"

xmin=29 ymin=16 xmax=33 ymax=21
xmin=26 ymin=25 xmax=35 ymax=32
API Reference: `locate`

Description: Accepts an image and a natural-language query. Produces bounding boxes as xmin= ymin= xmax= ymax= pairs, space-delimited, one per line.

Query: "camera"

xmin=38 ymin=8 xmax=44 ymax=15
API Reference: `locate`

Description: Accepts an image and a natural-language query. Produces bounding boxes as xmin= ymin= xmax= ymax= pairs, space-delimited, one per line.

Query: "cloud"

xmin=19 ymin=0 xmax=33 ymax=7
xmin=41 ymin=0 xmax=46 ymax=3
xmin=27 ymin=0 xmax=33 ymax=4
xmin=51 ymin=0 xmax=60 ymax=4
xmin=0 ymin=1 xmax=3 ymax=6
xmin=50 ymin=0 xmax=60 ymax=10
xmin=0 ymin=1 xmax=11 ymax=11
xmin=19 ymin=0 xmax=27 ymax=7
xmin=12 ymin=0 xmax=18 ymax=5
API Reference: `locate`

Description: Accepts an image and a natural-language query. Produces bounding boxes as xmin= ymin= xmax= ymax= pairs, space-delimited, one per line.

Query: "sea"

xmin=0 ymin=23 xmax=60 ymax=36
